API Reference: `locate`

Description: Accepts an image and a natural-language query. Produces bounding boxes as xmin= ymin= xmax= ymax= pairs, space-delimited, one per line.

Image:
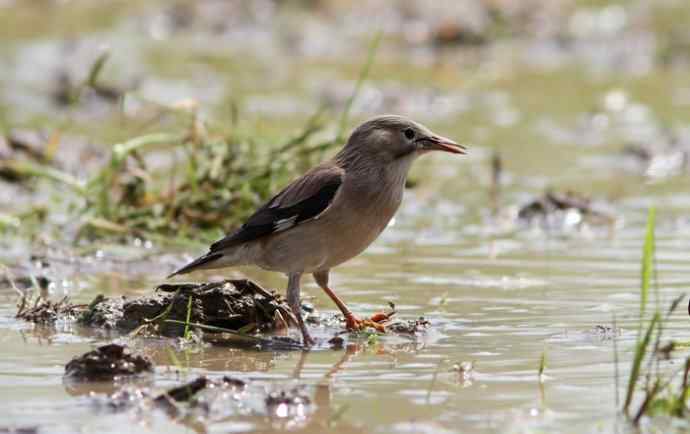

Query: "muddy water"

xmin=3 ymin=1 xmax=690 ymax=433
xmin=2 ymin=162 xmax=689 ymax=434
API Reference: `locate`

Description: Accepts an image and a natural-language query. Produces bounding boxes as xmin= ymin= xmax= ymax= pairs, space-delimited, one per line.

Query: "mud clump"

xmin=16 ymin=278 xmax=430 ymax=348
xmin=153 ymin=376 xmax=246 ymax=417
xmin=386 ymin=317 xmax=431 ymax=335
xmin=64 ymin=344 xmax=153 ymax=381
xmin=15 ymin=279 xmax=306 ymax=348
xmin=16 ymin=296 xmax=80 ymax=325
xmin=517 ymin=191 xmax=616 ymax=228
xmin=79 ymin=279 xmax=297 ymax=337
xmin=265 ymin=387 xmax=311 ymax=419
xmin=156 ymin=376 xmax=245 ymax=403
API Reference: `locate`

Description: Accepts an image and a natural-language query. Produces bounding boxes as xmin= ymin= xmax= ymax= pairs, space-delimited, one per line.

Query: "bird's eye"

xmin=403 ymin=128 xmax=415 ymax=140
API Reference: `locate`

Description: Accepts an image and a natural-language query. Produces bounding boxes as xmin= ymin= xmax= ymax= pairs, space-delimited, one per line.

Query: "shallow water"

xmin=2 ymin=1 xmax=690 ymax=433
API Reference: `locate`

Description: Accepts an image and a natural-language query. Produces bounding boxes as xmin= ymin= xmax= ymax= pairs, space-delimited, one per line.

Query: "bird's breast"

xmin=317 ymin=180 xmax=403 ymax=267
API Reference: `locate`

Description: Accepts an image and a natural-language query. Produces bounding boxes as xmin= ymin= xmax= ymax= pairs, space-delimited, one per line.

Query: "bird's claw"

xmin=344 ymin=312 xmax=392 ymax=333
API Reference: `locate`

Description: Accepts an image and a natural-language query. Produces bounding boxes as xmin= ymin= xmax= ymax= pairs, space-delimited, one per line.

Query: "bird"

xmin=168 ymin=115 xmax=466 ymax=346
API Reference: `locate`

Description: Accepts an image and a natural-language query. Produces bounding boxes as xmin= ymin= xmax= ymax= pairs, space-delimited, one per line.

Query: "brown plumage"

xmin=169 ymin=115 xmax=465 ymax=346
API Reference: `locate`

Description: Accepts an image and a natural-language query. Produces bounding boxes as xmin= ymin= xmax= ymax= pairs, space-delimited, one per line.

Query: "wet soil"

xmin=77 ymin=279 xmax=297 ymax=337
xmin=64 ymin=344 xmax=153 ymax=381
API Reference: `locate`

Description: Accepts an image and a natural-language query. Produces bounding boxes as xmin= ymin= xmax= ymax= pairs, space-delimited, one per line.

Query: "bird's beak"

xmin=425 ymin=135 xmax=466 ymax=155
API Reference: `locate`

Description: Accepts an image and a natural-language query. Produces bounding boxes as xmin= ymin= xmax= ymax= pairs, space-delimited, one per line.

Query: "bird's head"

xmin=338 ymin=115 xmax=465 ymax=169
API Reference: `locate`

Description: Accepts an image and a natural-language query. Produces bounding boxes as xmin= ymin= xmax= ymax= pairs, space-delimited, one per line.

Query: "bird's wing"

xmin=209 ymin=165 xmax=344 ymax=252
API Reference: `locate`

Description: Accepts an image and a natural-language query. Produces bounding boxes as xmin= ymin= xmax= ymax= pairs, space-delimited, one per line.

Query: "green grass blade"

xmin=111 ymin=132 xmax=184 ymax=166
xmin=2 ymin=160 xmax=86 ymax=196
xmin=183 ymin=295 xmax=193 ymax=340
xmin=86 ymin=50 xmax=110 ymax=88
xmin=639 ymin=207 xmax=656 ymax=328
xmin=164 ymin=319 xmax=261 ymax=341
xmin=624 ymin=311 xmax=660 ymax=413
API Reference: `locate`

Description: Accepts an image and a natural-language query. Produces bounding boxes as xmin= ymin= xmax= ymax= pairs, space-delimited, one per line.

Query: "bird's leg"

xmin=313 ymin=271 xmax=390 ymax=333
xmin=286 ymin=272 xmax=315 ymax=347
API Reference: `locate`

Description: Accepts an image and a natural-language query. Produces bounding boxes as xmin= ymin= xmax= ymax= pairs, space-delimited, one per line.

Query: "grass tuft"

xmin=621 ymin=207 xmax=690 ymax=424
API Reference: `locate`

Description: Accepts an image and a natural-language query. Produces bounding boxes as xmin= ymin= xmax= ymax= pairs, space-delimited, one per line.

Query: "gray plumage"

xmin=169 ymin=115 xmax=465 ymax=345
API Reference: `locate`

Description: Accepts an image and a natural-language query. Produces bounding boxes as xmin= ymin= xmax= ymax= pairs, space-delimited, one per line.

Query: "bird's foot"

xmin=344 ymin=312 xmax=392 ymax=333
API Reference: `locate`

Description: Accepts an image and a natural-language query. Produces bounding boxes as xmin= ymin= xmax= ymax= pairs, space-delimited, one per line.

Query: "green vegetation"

xmin=76 ymin=112 xmax=336 ymax=241
xmin=1 ymin=34 xmax=382 ymax=244
xmin=622 ymin=208 xmax=689 ymax=425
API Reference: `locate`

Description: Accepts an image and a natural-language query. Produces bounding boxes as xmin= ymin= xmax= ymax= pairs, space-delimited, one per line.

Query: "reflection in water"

xmin=55 ymin=343 xmax=382 ymax=434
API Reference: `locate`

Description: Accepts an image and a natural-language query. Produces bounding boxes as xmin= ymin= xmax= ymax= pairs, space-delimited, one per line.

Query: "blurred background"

xmin=2 ymin=1 xmax=690 ymax=434
xmin=2 ymin=0 xmax=690 ymax=237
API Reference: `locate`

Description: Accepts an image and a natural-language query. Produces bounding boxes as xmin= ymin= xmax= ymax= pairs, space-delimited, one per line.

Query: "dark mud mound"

xmin=64 ymin=344 xmax=153 ymax=381
xmin=79 ymin=279 xmax=297 ymax=337
xmin=16 ymin=279 xmax=428 ymax=350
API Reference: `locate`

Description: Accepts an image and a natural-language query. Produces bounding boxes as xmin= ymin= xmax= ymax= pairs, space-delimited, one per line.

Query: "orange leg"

xmin=318 ymin=284 xmax=390 ymax=333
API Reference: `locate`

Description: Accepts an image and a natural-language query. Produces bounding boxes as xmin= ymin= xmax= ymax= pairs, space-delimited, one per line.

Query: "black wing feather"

xmin=210 ymin=176 xmax=342 ymax=252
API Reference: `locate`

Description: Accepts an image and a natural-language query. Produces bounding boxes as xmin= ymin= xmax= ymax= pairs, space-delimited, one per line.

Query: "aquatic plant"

xmin=621 ymin=207 xmax=689 ymax=424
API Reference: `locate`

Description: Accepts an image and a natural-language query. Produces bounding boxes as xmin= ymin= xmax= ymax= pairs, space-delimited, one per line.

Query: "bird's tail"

xmin=167 ymin=252 xmax=224 ymax=278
